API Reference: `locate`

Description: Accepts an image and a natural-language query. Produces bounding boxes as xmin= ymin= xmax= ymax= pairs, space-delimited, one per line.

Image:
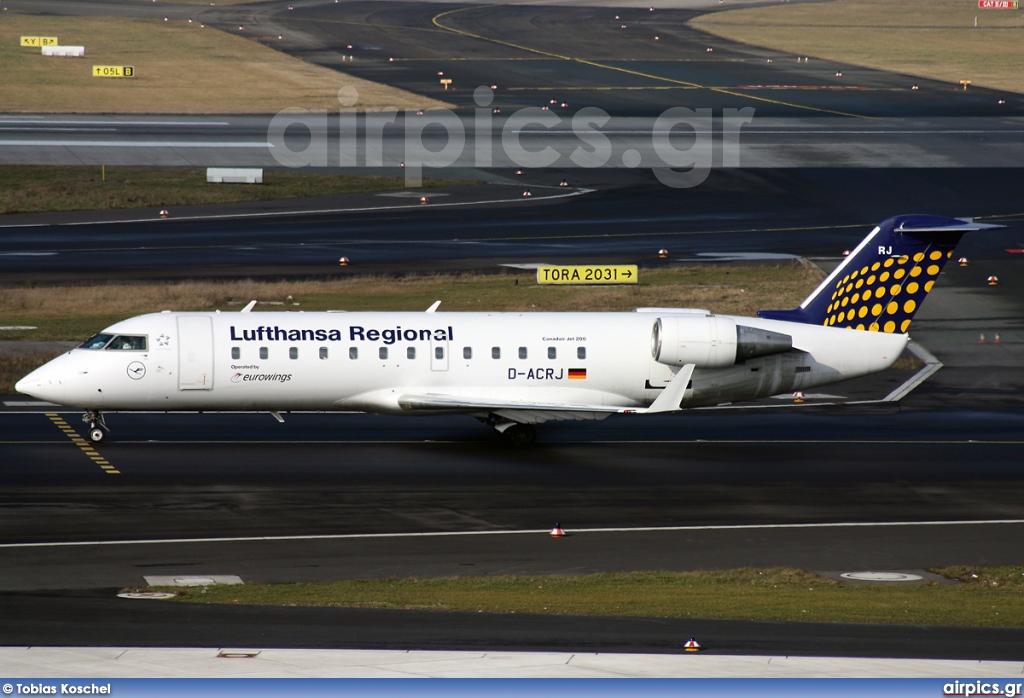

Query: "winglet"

xmin=241 ymin=300 xmax=257 ymax=313
xmin=426 ymin=301 xmax=441 ymax=313
xmin=643 ymin=363 xmax=694 ymax=414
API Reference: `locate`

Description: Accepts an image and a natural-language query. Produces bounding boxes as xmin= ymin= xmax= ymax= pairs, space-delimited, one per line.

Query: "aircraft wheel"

xmin=89 ymin=427 xmax=106 ymax=443
xmin=505 ymin=423 xmax=536 ymax=446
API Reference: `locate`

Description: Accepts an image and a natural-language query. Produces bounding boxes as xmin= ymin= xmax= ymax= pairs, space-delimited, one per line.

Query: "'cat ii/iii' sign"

xmin=92 ymin=65 xmax=134 ymax=78
xmin=978 ymin=0 xmax=1018 ymax=8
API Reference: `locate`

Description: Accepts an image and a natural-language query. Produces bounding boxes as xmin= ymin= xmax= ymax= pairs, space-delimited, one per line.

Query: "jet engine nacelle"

xmin=651 ymin=316 xmax=792 ymax=368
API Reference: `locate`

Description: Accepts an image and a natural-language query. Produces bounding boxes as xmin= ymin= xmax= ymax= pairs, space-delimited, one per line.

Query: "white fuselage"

xmin=17 ymin=309 xmax=908 ymax=418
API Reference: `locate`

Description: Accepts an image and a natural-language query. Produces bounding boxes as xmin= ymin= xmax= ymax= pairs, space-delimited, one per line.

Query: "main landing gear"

xmin=504 ymin=423 xmax=537 ymax=446
xmin=82 ymin=410 xmax=109 ymax=443
xmin=488 ymin=415 xmax=537 ymax=446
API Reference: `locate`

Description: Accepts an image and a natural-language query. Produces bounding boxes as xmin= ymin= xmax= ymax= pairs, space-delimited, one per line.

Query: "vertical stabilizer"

xmin=758 ymin=215 xmax=1002 ymax=333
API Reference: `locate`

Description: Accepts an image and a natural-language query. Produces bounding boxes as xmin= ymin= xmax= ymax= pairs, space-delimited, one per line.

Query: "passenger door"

xmin=177 ymin=316 xmax=214 ymax=390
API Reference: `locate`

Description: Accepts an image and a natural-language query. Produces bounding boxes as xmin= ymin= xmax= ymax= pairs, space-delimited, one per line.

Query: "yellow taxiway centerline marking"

xmin=430 ymin=6 xmax=873 ymax=119
xmin=504 ymin=86 xmax=902 ymax=91
xmin=394 ymin=58 xmax=752 ymax=62
xmin=45 ymin=413 xmax=118 ymax=475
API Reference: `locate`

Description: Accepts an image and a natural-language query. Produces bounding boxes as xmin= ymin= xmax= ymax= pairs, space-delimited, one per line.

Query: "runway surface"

xmin=2 ymin=0 xmax=1024 ymax=665
xmin=1 ymin=168 xmax=1023 ymax=282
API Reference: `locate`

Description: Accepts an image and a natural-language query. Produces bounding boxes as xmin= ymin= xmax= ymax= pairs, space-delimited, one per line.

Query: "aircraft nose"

xmin=15 ymin=354 xmax=68 ymax=404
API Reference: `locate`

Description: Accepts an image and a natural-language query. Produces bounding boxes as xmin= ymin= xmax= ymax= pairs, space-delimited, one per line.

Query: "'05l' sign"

xmin=92 ymin=65 xmax=135 ymax=78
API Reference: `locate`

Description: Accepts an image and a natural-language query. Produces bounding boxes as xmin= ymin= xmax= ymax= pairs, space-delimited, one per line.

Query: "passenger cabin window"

xmin=80 ymin=333 xmax=114 ymax=350
xmin=379 ymin=347 xmax=388 ymax=360
xmin=259 ymin=347 xmax=268 ymax=360
xmin=463 ymin=347 xmax=472 ymax=360
xmin=349 ymin=347 xmax=358 ymax=360
xmin=435 ymin=347 xmax=444 ymax=360
xmin=519 ymin=347 xmax=527 ymax=360
xmin=104 ymin=335 xmax=147 ymax=351
xmin=407 ymin=347 xmax=416 ymax=360
xmin=319 ymin=347 xmax=329 ymax=360
xmin=231 ymin=347 xmax=240 ymax=360
xmin=491 ymin=347 xmax=500 ymax=360
xmin=548 ymin=347 xmax=556 ymax=360
xmin=577 ymin=347 xmax=586 ymax=360
xmin=289 ymin=347 xmax=298 ymax=360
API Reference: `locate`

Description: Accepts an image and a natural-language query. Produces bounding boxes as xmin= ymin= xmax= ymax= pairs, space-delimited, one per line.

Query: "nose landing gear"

xmin=82 ymin=410 xmax=109 ymax=443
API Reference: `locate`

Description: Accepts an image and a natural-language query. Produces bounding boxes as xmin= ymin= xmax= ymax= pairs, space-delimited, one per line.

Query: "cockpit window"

xmin=105 ymin=335 xmax=148 ymax=351
xmin=79 ymin=333 xmax=114 ymax=350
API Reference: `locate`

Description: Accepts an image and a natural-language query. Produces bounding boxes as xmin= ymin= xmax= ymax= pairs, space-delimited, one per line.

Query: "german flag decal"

xmin=568 ymin=368 xmax=587 ymax=380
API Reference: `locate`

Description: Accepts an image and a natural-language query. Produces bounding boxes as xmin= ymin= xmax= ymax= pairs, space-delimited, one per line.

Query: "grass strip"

xmin=147 ymin=567 xmax=1024 ymax=627
xmin=0 ymin=15 xmax=447 ymax=113
xmin=0 ymin=166 xmax=472 ymax=216
xmin=691 ymin=0 xmax=1024 ymax=94
xmin=0 ymin=264 xmax=822 ymax=342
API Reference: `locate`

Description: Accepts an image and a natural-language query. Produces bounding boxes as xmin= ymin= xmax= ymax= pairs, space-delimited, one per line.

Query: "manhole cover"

xmin=840 ymin=572 xmax=923 ymax=582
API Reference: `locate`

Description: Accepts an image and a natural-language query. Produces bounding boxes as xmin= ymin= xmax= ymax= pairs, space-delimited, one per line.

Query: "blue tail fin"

xmin=758 ymin=215 xmax=1003 ymax=333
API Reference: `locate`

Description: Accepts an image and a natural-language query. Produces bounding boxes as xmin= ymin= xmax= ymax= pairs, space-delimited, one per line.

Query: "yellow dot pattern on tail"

xmin=823 ymin=249 xmax=952 ymax=332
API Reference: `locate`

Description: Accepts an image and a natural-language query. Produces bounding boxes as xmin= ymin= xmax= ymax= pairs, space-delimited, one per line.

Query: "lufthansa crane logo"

xmin=127 ymin=361 xmax=146 ymax=380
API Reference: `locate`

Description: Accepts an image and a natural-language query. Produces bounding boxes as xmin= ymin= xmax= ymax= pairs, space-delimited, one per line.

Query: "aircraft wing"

xmin=398 ymin=392 xmax=623 ymax=423
xmin=397 ymin=364 xmax=695 ymax=424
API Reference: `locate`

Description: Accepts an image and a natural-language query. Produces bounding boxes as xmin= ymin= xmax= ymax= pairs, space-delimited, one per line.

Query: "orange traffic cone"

xmin=958 ymin=257 xmax=968 ymax=267
xmin=994 ymin=333 xmax=1002 ymax=345
xmin=338 ymin=257 xmax=349 ymax=267
xmin=988 ymin=276 xmax=999 ymax=286
xmin=550 ymin=523 xmax=566 ymax=538
xmin=159 ymin=209 xmax=169 ymax=219
xmin=684 ymin=638 xmax=701 ymax=652
xmin=658 ymin=249 xmax=668 ymax=259
xmin=979 ymin=333 xmax=986 ymax=344
xmin=793 ymin=391 xmax=805 ymax=403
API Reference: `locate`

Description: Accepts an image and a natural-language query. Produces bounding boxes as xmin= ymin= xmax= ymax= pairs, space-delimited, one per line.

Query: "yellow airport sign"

xmin=21 ymin=37 xmax=58 ymax=47
xmin=93 ymin=65 xmax=135 ymax=78
xmin=537 ymin=265 xmax=638 ymax=285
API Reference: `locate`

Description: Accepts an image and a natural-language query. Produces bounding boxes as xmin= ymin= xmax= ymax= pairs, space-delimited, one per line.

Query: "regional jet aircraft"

xmin=16 ymin=215 xmax=999 ymax=445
